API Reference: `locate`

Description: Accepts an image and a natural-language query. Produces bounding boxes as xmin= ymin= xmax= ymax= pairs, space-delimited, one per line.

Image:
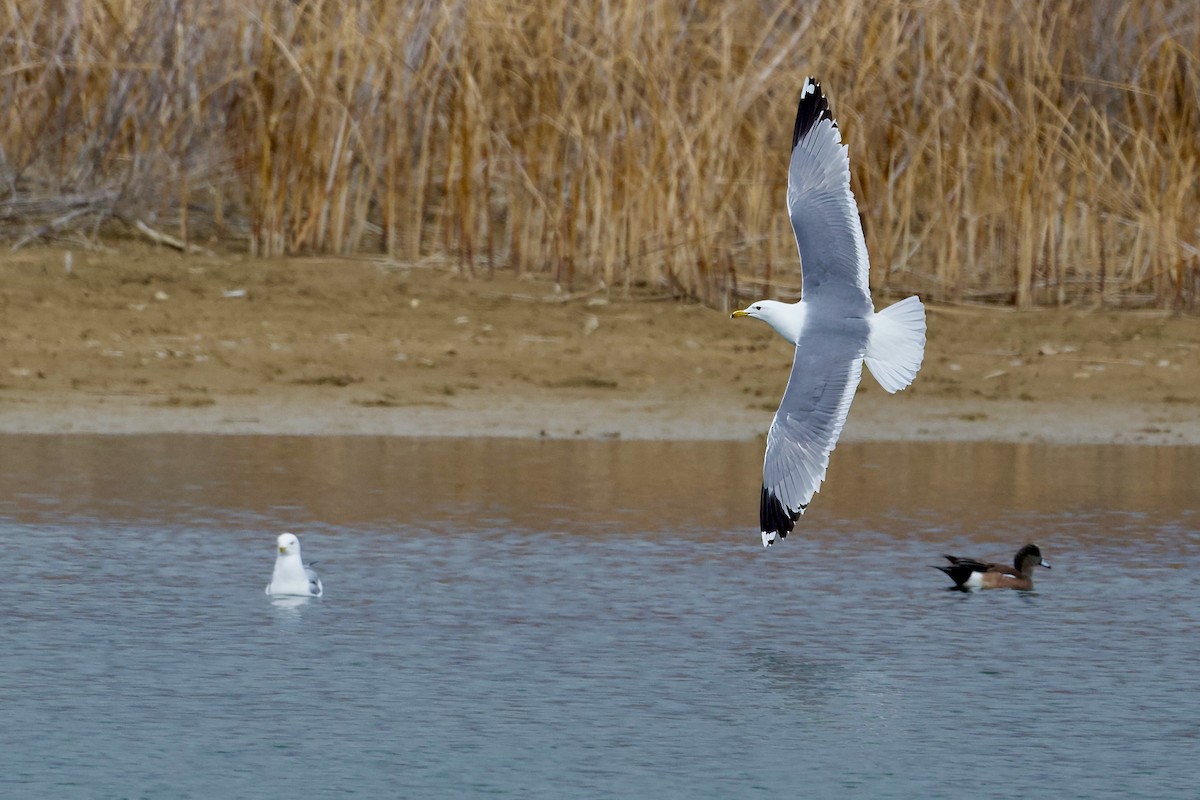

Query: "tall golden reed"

xmin=1 ymin=0 xmax=1197 ymax=308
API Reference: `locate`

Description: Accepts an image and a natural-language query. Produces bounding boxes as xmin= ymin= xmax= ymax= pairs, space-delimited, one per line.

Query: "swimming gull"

xmin=265 ymin=532 xmax=323 ymax=596
xmin=731 ymin=77 xmax=927 ymax=547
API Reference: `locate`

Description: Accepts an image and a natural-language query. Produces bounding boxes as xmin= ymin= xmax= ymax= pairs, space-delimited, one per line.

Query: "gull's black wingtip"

xmin=760 ymin=485 xmax=803 ymax=541
xmin=791 ymin=77 xmax=836 ymax=149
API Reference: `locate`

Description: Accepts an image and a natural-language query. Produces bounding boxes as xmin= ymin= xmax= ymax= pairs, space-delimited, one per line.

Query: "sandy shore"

xmin=3 ymin=245 xmax=1199 ymax=445
xmin=2 ymin=392 xmax=1197 ymax=445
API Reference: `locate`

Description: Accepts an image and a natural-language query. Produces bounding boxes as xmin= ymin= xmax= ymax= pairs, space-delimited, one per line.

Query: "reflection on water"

xmin=269 ymin=594 xmax=315 ymax=612
xmin=0 ymin=436 xmax=1197 ymax=798
xmin=2 ymin=435 xmax=1198 ymax=534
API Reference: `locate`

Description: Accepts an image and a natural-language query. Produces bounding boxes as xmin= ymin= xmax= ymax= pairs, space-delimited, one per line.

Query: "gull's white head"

xmin=277 ymin=532 xmax=300 ymax=556
xmin=731 ymin=300 xmax=804 ymax=343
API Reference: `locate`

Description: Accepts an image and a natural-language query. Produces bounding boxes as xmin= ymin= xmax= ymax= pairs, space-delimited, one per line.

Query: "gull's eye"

xmin=754 ymin=305 xmax=762 ymax=310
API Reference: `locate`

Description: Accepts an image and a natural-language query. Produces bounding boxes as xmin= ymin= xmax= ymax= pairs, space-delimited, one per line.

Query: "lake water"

xmin=1 ymin=435 xmax=1197 ymax=798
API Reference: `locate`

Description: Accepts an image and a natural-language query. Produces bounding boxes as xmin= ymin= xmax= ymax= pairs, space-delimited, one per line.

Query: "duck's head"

xmin=1015 ymin=543 xmax=1050 ymax=571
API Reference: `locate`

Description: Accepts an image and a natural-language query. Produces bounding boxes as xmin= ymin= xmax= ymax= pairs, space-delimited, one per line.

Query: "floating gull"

xmin=732 ymin=78 xmax=926 ymax=547
xmin=265 ymin=533 xmax=323 ymax=597
xmin=937 ymin=544 xmax=1051 ymax=590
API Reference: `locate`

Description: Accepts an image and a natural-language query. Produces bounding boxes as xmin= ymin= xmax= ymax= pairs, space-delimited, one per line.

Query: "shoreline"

xmin=2 ymin=392 xmax=1197 ymax=446
xmin=4 ymin=246 xmax=1199 ymax=446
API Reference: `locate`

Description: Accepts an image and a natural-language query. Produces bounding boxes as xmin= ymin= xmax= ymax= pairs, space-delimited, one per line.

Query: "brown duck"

xmin=937 ymin=544 xmax=1050 ymax=590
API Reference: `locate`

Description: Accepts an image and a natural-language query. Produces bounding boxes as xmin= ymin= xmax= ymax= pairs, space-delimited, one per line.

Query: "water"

xmin=1 ymin=436 xmax=1197 ymax=798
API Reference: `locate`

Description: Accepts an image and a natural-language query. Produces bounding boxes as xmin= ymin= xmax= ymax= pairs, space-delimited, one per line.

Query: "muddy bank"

xmin=3 ymin=245 xmax=1198 ymax=444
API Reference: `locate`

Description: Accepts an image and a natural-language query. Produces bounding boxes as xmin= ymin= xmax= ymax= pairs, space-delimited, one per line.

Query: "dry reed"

xmin=1 ymin=0 xmax=1198 ymax=309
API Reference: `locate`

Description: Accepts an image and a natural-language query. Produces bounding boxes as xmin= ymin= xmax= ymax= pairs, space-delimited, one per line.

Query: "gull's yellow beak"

xmin=279 ymin=545 xmax=288 ymax=554
xmin=730 ymin=310 xmax=750 ymax=319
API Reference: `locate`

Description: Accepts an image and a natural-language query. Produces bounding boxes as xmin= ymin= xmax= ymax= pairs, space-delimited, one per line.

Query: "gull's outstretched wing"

xmin=756 ymin=78 xmax=877 ymax=543
xmin=787 ymin=77 xmax=872 ymax=314
xmin=760 ymin=322 xmax=866 ymax=541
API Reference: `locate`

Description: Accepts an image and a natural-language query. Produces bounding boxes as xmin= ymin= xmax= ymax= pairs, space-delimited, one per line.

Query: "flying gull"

xmin=265 ymin=532 xmax=324 ymax=596
xmin=732 ymin=77 xmax=926 ymax=547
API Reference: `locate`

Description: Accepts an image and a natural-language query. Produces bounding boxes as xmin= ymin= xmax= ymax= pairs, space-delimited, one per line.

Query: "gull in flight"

xmin=265 ymin=532 xmax=324 ymax=596
xmin=732 ymin=78 xmax=926 ymax=547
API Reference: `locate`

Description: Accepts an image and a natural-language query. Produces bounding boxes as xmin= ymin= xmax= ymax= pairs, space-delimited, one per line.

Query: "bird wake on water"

xmin=732 ymin=78 xmax=927 ymax=547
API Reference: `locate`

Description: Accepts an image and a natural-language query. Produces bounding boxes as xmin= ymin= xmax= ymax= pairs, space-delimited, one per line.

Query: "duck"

xmin=265 ymin=532 xmax=323 ymax=597
xmin=937 ymin=544 xmax=1050 ymax=590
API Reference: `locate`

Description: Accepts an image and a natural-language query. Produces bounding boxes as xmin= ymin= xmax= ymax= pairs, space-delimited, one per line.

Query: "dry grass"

xmin=2 ymin=0 xmax=1198 ymax=309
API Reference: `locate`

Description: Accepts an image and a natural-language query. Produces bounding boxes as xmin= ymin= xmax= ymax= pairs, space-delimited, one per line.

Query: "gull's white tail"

xmin=864 ymin=295 xmax=926 ymax=393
